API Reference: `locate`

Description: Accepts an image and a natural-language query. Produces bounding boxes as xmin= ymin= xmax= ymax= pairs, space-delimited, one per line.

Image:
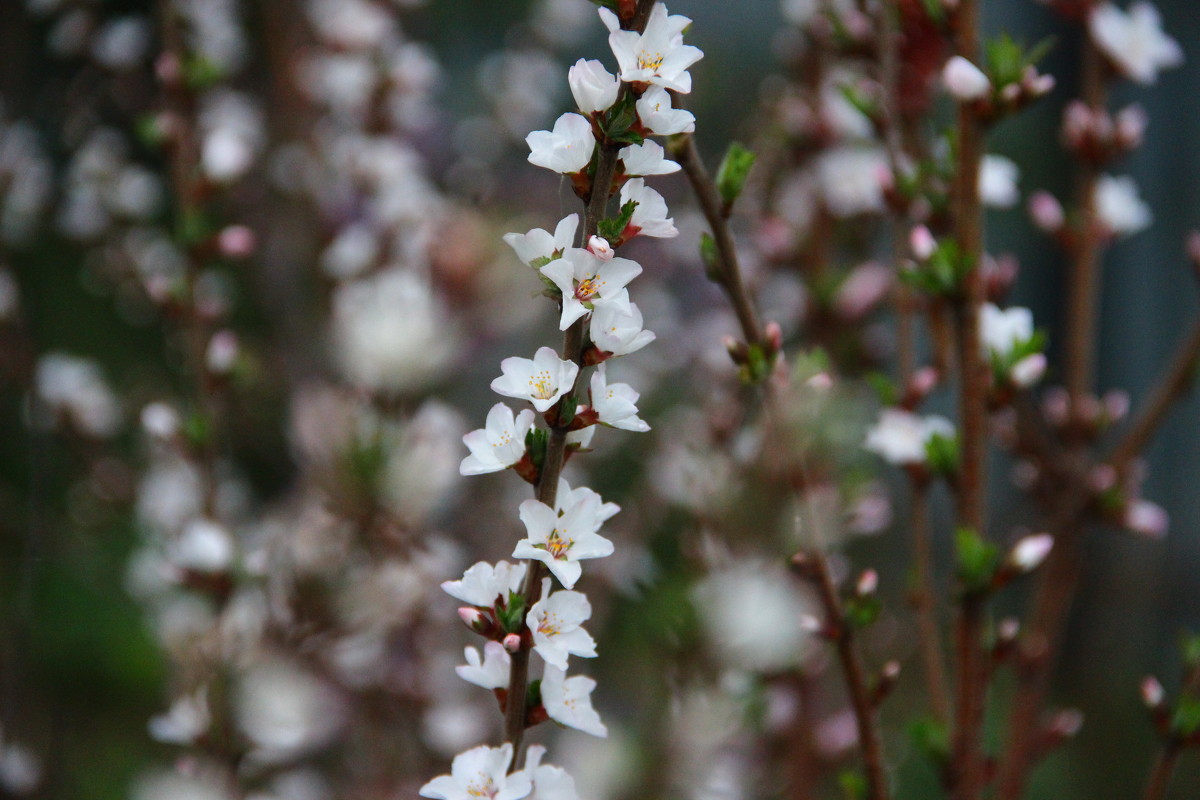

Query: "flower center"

xmin=528 ymin=370 xmax=555 ymax=399
xmin=538 ymin=613 xmax=561 ymax=637
xmin=575 ymin=275 xmax=601 ymax=301
xmin=638 ymin=52 xmax=665 ymax=71
xmin=467 ymin=775 xmax=498 ymax=799
xmin=545 ymin=530 xmax=573 ymax=560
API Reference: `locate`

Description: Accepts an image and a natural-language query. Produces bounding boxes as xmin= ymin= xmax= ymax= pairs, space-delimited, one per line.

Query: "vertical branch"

xmin=910 ymin=483 xmax=952 ymax=723
xmin=1139 ymin=744 xmax=1182 ymax=800
xmin=948 ymin=1 xmax=990 ymax=797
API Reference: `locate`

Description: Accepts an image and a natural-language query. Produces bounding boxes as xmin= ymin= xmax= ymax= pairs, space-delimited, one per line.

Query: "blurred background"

xmin=1 ymin=0 xmax=1199 ymax=798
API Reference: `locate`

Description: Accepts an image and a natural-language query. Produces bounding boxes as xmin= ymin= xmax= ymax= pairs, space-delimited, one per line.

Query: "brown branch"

xmin=1108 ymin=318 xmax=1200 ymax=475
xmin=1140 ymin=743 xmax=1182 ymax=800
xmin=910 ymin=483 xmax=952 ymax=723
xmin=501 ymin=0 xmax=657 ymax=760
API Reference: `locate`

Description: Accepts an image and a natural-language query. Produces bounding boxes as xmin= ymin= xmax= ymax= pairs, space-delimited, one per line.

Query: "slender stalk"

xmin=502 ymin=0 xmax=657 ymax=758
xmin=678 ymin=113 xmax=888 ymax=799
xmin=948 ymin=0 xmax=990 ymax=795
xmin=1063 ymin=43 xmax=1108 ymax=409
xmin=910 ymin=483 xmax=952 ymax=723
xmin=1108 ymin=318 xmax=1200 ymax=474
xmin=1139 ymin=743 xmax=1182 ymax=800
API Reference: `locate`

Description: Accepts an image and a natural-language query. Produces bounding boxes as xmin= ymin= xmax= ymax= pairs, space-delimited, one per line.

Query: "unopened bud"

xmin=141 ymin=402 xmax=180 ymax=440
xmin=764 ymin=320 xmax=784 ymax=353
xmin=458 ymin=607 xmax=484 ymax=628
xmin=1022 ymin=67 xmax=1055 ymax=98
xmin=217 ymin=225 xmax=257 ymax=259
xmin=1141 ymin=676 xmax=1166 ymax=708
xmin=942 ymin=56 xmax=991 ymax=101
xmin=1000 ymin=83 xmax=1021 ymax=104
xmin=908 ymin=367 xmax=940 ymax=401
xmin=1042 ymin=386 xmax=1070 ymax=426
xmin=206 ymin=330 xmax=239 ymax=375
xmin=998 ymin=617 xmax=1021 ymax=644
xmin=155 ymin=52 xmax=184 ymax=87
xmin=1028 ymin=191 xmax=1065 ymax=233
xmin=1010 ymin=353 xmax=1047 ymax=387
xmin=856 ymin=568 xmax=878 ymax=596
xmin=587 ymin=235 xmax=614 ymax=261
xmin=1102 ymin=389 xmax=1131 ymax=423
xmin=1010 ymin=533 xmax=1054 ymax=572
xmin=910 ymin=225 xmax=936 ymax=260
xmin=502 ymin=633 xmax=522 ymax=653
xmin=1048 ymin=708 xmax=1084 ymax=738
xmin=1114 ymin=104 xmax=1147 ymax=150
xmin=1088 ymin=464 xmax=1118 ymax=492
xmin=1125 ymin=500 xmax=1168 ymax=539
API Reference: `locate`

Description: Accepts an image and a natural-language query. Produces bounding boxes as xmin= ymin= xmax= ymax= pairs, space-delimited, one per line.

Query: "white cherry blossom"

xmin=590 ymin=292 xmax=656 ymax=357
xmin=419 ymin=744 xmax=531 ymax=800
xmin=568 ymin=59 xmax=619 ymax=114
xmin=980 ymin=303 xmax=1035 ymax=359
xmin=602 ymin=4 xmax=703 ymax=93
xmin=619 ymin=178 xmax=677 ymax=238
xmin=864 ymin=409 xmax=955 ymax=466
xmin=491 ymin=347 xmax=580 ymax=413
xmin=441 ymin=560 xmax=528 ymax=607
xmin=635 ymin=86 xmax=695 ymax=135
xmin=619 ymin=141 xmax=680 ymax=176
xmin=519 ymin=746 xmax=581 ymax=800
xmin=980 ymin=155 xmax=1020 ymax=209
xmin=455 ymin=642 xmax=511 ymax=690
xmin=540 ymin=248 xmax=642 ymax=329
xmin=527 ymin=579 xmax=597 ymax=669
xmin=503 ymin=214 xmax=579 ymax=267
xmin=526 ymin=113 xmax=596 ymax=175
xmin=540 ymin=665 xmax=607 ymax=737
xmin=513 ymin=494 xmax=614 ymax=589
xmin=590 ymin=363 xmax=650 ymax=432
xmin=1094 ymin=173 xmax=1152 ymax=236
xmin=554 ymin=478 xmax=621 ymax=523
xmin=1089 ymin=2 xmax=1183 ymax=85
xmin=942 ymin=55 xmax=991 ymax=101
xmin=460 ymin=403 xmax=536 ymax=475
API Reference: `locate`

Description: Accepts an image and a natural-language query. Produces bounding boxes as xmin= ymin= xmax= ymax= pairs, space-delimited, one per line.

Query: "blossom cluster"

xmin=424 ymin=3 xmax=701 ymax=797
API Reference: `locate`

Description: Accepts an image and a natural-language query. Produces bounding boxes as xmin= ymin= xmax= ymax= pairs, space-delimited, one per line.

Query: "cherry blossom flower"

xmin=635 ymin=86 xmax=695 ymax=135
xmin=519 ymin=746 xmax=581 ymax=800
xmin=554 ymin=478 xmax=621 ymax=523
xmin=513 ymin=494 xmax=614 ymax=589
xmin=491 ymin=347 xmax=580 ymax=413
xmin=980 ymin=303 xmax=1034 ymax=359
xmin=864 ymin=409 xmax=955 ymax=466
xmin=980 ymin=155 xmax=1020 ymax=209
xmin=619 ymin=141 xmax=680 ymax=176
xmin=455 ymin=642 xmax=511 ymax=690
xmin=419 ymin=744 xmax=532 ymax=800
xmin=590 ymin=363 xmax=650 ymax=432
xmin=540 ymin=248 xmax=642 ymax=329
xmin=441 ymin=560 xmax=528 ymax=607
xmin=619 ymin=178 xmax=677 ymax=238
xmin=540 ymin=665 xmax=607 ymax=737
xmin=602 ymin=4 xmax=703 ymax=93
xmin=942 ymin=55 xmax=991 ymax=101
xmin=1094 ymin=173 xmax=1152 ymax=237
xmin=568 ymin=59 xmax=619 ymax=114
xmin=460 ymin=403 xmax=536 ymax=476
xmin=526 ymin=113 xmax=596 ymax=175
xmin=527 ymin=580 xmax=597 ymax=669
xmin=1009 ymin=534 xmax=1054 ymax=572
xmin=590 ymin=292 xmax=656 ymax=357
xmin=504 ymin=214 xmax=579 ymax=268
xmin=1088 ymin=1 xmax=1183 ymax=85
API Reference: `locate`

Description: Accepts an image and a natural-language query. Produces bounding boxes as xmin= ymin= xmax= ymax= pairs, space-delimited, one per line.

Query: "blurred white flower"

xmin=1094 ymin=173 xmax=1152 ymax=236
xmin=980 ymin=155 xmax=1020 ymax=209
xmin=148 ymin=688 xmax=210 ymax=744
xmin=980 ymin=303 xmax=1035 ymax=359
xmin=332 ymin=269 xmax=460 ymax=393
xmin=173 ymin=518 xmax=236 ymax=573
xmin=691 ymin=558 xmax=819 ymax=671
xmin=864 ymin=409 xmax=955 ymax=466
xmin=90 ymin=16 xmax=151 ymax=70
xmin=236 ymin=659 xmax=345 ymax=762
xmin=1089 ymin=2 xmax=1183 ymax=85
xmin=816 ymin=147 xmax=888 ymax=218
xmin=35 ymin=352 xmax=120 ymax=437
xmin=132 ymin=772 xmax=233 ymax=800
xmin=942 ymin=55 xmax=991 ymax=101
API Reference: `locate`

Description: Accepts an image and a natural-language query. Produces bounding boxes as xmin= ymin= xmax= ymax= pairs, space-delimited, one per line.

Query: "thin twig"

xmin=910 ymin=483 xmax=952 ymax=723
xmin=1139 ymin=743 xmax=1182 ymax=800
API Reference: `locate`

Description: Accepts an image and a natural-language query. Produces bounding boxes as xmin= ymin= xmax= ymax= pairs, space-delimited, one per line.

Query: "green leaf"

xmin=909 ymin=715 xmax=951 ymax=762
xmin=1180 ymin=631 xmax=1200 ymax=669
xmin=700 ymin=232 xmax=723 ymax=282
xmin=925 ymin=432 xmax=959 ymax=477
xmin=715 ymin=142 xmax=757 ymax=209
xmin=845 ymin=595 xmax=882 ymax=629
xmin=1172 ymin=695 xmax=1200 ymax=736
xmin=837 ymin=770 xmax=867 ymax=800
xmin=497 ymin=593 xmax=527 ymax=633
xmin=525 ymin=427 xmax=549 ymax=470
xmin=597 ymin=199 xmax=639 ymax=242
xmin=865 ymin=372 xmax=897 ymax=407
xmin=956 ymin=527 xmax=999 ymax=591
xmin=557 ymin=394 xmax=578 ymax=427
xmin=182 ymin=411 xmax=211 ymax=450
xmin=601 ymin=92 xmax=639 ymax=143
xmin=183 ymin=55 xmax=225 ymax=91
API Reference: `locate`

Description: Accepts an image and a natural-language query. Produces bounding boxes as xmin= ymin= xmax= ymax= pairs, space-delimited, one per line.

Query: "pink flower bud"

xmin=909 ymin=366 xmax=940 ymax=399
xmin=1010 ymin=353 xmax=1046 ymax=387
xmin=1010 ymin=533 xmax=1054 ymax=572
xmin=856 ymin=568 xmax=878 ymax=596
xmin=1023 ymin=67 xmax=1055 ymax=98
xmin=205 ymin=330 xmax=239 ymax=375
xmin=942 ymin=56 xmax=991 ymax=101
xmin=1028 ymin=191 xmax=1065 ymax=232
xmin=1141 ymin=676 xmax=1165 ymax=708
xmin=881 ymin=660 xmax=901 ymax=680
xmin=998 ymin=617 xmax=1020 ymax=643
xmin=1124 ymin=500 xmax=1168 ymax=539
xmin=1088 ymin=464 xmax=1117 ymax=492
xmin=910 ymin=225 xmax=936 ymax=260
xmin=502 ymin=633 xmax=522 ymax=653
xmin=765 ymin=320 xmax=784 ymax=353
xmin=1042 ymin=386 xmax=1070 ymax=426
xmin=1114 ymin=104 xmax=1147 ymax=149
xmin=1000 ymin=83 xmax=1021 ymax=103
xmin=217 ymin=225 xmax=257 ymax=259
xmin=457 ymin=607 xmax=484 ymax=628
xmin=1048 ymin=708 xmax=1084 ymax=738
xmin=1102 ymin=390 xmax=1131 ymax=422
xmin=587 ymin=235 xmax=614 ymax=261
